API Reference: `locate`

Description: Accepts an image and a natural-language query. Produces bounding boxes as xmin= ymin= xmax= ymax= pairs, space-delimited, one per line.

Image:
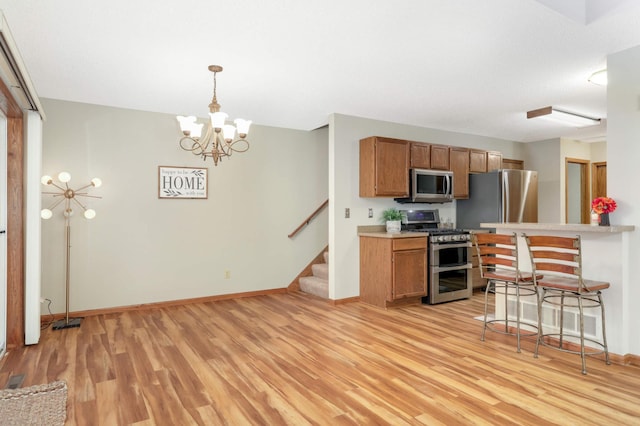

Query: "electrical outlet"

xmin=224 ymin=270 xmax=231 ymax=279
xmin=368 ymin=208 xmax=373 ymax=218
xmin=345 ymin=208 xmax=350 ymax=218
xmin=40 ymin=297 xmax=45 ymax=303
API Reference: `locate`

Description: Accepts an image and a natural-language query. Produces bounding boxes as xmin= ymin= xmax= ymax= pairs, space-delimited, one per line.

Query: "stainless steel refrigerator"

xmin=456 ymin=169 xmax=538 ymax=229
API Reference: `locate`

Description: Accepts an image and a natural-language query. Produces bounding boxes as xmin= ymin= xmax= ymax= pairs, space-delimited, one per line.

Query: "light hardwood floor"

xmin=1 ymin=290 xmax=640 ymax=425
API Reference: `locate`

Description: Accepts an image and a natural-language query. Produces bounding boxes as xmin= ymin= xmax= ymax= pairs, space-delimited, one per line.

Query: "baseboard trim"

xmin=329 ymin=296 xmax=360 ymax=305
xmin=41 ymin=287 xmax=288 ymax=321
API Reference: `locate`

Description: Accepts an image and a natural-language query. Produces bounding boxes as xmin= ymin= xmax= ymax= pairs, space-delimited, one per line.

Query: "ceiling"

xmin=2 ymin=0 xmax=640 ymax=142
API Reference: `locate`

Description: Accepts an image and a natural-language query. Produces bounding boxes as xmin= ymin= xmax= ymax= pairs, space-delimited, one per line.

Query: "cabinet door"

xmin=469 ymin=149 xmax=487 ymax=173
xmin=430 ymin=145 xmax=450 ymax=170
xmin=359 ymin=137 xmax=409 ymax=197
xmin=449 ymin=147 xmax=470 ymax=199
xmin=502 ymin=158 xmax=523 ymax=170
xmin=392 ymin=249 xmax=426 ymax=299
xmin=410 ymin=142 xmax=431 ymax=169
xmin=487 ymin=151 xmax=503 ymax=171
xmin=375 ymin=138 xmax=409 ymax=196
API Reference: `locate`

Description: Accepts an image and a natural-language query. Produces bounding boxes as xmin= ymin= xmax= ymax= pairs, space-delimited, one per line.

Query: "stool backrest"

xmin=523 ymin=234 xmax=586 ymax=290
xmin=473 ymin=232 xmax=521 ymax=280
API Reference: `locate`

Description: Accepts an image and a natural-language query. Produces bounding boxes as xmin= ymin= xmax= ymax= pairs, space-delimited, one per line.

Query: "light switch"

xmin=345 ymin=208 xmax=350 ymax=218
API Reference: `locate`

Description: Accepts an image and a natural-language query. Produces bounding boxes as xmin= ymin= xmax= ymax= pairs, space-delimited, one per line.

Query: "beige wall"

xmin=41 ymin=99 xmax=328 ymax=312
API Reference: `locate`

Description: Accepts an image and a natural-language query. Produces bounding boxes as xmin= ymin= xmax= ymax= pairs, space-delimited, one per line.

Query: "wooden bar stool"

xmin=523 ymin=234 xmax=610 ymax=374
xmin=473 ymin=232 xmax=538 ymax=352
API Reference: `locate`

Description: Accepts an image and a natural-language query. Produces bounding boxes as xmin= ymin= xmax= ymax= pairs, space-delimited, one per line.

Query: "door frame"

xmin=565 ymin=157 xmax=590 ymax=224
xmin=0 ymin=76 xmax=24 ymax=348
xmin=592 ymin=161 xmax=607 ymax=199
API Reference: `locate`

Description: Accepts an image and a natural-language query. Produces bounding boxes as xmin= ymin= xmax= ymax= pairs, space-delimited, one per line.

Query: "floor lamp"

xmin=41 ymin=172 xmax=102 ymax=330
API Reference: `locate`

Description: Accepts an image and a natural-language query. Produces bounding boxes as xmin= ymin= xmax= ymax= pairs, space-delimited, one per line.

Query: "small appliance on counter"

xmin=401 ymin=209 xmax=473 ymax=304
xmin=456 ymin=169 xmax=538 ymax=230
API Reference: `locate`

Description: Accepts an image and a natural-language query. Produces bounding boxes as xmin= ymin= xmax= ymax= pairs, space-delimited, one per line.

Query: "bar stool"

xmin=523 ymin=234 xmax=610 ymax=375
xmin=473 ymin=232 xmax=538 ymax=352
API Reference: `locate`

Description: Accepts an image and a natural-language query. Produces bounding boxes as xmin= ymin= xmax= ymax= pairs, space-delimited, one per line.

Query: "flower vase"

xmin=599 ymin=212 xmax=610 ymax=226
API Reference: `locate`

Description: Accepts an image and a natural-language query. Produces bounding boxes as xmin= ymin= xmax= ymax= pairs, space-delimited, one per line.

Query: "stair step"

xmin=323 ymin=251 xmax=329 ymax=264
xmin=311 ymin=263 xmax=328 ymax=280
xmin=299 ymin=276 xmax=328 ymax=299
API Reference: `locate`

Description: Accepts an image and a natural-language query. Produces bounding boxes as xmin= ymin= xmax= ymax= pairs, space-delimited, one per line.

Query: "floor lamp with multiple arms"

xmin=41 ymin=172 xmax=102 ymax=330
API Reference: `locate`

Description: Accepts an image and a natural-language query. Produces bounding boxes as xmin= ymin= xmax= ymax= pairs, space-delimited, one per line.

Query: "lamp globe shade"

xmin=58 ymin=172 xmax=71 ymax=183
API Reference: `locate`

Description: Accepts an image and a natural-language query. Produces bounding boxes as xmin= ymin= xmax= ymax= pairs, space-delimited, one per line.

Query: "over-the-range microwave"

xmin=394 ymin=168 xmax=454 ymax=204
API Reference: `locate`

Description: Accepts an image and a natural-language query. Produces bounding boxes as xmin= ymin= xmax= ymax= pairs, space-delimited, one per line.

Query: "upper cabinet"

xmin=470 ymin=149 xmax=503 ymax=173
xmin=430 ymin=144 xmax=450 ymax=170
xmin=469 ymin=149 xmax=487 ymax=173
xmin=410 ymin=142 xmax=431 ymax=169
xmin=502 ymin=158 xmax=524 ymax=170
xmin=449 ymin=147 xmax=470 ymax=199
xmin=359 ymin=136 xmax=410 ymax=197
xmin=487 ymin=151 xmax=503 ymax=171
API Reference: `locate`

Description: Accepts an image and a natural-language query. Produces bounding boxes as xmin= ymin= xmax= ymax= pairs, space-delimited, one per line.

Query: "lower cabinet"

xmin=359 ymin=236 xmax=427 ymax=308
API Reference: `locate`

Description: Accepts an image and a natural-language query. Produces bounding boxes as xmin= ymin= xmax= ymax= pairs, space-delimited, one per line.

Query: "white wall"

xmin=329 ymin=113 xmax=524 ymax=299
xmin=524 ymin=139 xmax=562 ymax=223
xmin=41 ymin=99 xmax=328 ymax=312
xmin=607 ymin=45 xmax=640 ymax=355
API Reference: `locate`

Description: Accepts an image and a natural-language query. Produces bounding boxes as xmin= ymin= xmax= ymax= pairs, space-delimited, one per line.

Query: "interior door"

xmin=0 ymin=112 xmax=7 ymax=356
xmin=565 ymin=158 xmax=590 ymax=224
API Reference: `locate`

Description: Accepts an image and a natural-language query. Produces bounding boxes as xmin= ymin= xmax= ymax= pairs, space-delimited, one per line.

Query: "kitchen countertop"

xmin=480 ymin=222 xmax=635 ymax=233
xmin=357 ymin=225 xmax=429 ymax=238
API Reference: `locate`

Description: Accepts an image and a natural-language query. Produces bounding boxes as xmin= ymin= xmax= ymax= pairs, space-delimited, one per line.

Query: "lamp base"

xmin=52 ymin=317 xmax=83 ymax=330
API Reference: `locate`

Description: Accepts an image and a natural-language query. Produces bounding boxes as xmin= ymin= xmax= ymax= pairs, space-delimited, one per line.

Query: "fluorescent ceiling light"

xmin=526 ymin=106 xmax=601 ymax=127
xmin=588 ymin=69 xmax=607 ymax=86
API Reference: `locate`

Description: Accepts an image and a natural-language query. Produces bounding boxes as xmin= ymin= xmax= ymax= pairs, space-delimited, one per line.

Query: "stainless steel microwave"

xmin=395 ymin=169 xmax=453 ymax=203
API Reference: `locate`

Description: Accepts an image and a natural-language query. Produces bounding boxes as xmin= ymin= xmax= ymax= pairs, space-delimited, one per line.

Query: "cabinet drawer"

xmin=393 ymin=237 xmax=426 ymax=251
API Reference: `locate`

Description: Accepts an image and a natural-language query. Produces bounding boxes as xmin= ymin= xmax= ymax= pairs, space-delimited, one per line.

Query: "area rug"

xmin=0 ymin=380 xmax=67 ymax=426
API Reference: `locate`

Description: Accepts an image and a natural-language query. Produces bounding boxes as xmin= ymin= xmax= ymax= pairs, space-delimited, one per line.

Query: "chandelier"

xmin=177 ymin=65 xmax=252 ymax=166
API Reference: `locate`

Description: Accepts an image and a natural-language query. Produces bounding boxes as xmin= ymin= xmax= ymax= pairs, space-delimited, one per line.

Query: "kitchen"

xmin=353 ymin=130 xmax=635 ymax=362
xmin=357 ymin=135 xmax=540 ymax=306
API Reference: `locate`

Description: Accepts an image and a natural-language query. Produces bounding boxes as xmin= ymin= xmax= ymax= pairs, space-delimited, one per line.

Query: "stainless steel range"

xmin=400 ymin=209 xmax=473 ymax=304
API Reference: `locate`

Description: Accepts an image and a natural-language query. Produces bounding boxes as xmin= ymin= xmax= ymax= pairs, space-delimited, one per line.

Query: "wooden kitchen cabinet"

xmin=469 ymin=149 xmax=487 ymax=173
xmin=430 ymin=144 xmax=450 ymax=170
xmin=487 ymin=151 xmax=503 ymax=171
xmin=449 ymin=147 xmax=470 ymax=199
xmin=359 ymin=136 xmax=410 ymax=197
xmin=502 ymin=158 xmax=524 ymax=170
xmin=360 ymin=236 xmax=427 ymax=308
xmin=410 ymin=142 xmax=431 ymax=169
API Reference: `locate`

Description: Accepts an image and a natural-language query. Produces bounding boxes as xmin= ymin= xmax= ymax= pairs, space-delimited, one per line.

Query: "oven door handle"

xmin=430 ymin=242 xmax=472 ymax=250
xmin=432 ymin=263 xmax=472 ymax=273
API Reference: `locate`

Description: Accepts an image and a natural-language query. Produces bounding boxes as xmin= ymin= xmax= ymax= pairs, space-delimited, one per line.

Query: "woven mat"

xmin=0 ymin=380 xmax=67 ymax=426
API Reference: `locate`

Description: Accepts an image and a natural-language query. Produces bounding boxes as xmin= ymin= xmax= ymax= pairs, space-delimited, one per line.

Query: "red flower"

xmin=591 ymin=197 xmax=617 ymax=214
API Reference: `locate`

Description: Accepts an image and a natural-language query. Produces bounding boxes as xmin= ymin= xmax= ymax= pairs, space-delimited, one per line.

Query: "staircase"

xmin=299 ymin=250 xmax=329 ymax=299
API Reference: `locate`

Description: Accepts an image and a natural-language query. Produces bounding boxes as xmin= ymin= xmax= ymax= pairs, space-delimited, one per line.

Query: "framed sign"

xmin=158 ymin=166 xmax=208 ymax=199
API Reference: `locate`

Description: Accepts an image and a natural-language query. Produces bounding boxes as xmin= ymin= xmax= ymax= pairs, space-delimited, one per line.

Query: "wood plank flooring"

xmin=2 ymin=290 xmax=640 ymax=425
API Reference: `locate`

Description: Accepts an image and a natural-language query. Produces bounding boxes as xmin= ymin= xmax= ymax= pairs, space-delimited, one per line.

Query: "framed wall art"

xmin=158 ymin=166 xmax=208 ymax=199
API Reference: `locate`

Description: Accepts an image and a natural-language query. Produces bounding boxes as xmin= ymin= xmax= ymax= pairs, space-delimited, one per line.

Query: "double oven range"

xmin=400 ymin=209 xmax=473 ymax=304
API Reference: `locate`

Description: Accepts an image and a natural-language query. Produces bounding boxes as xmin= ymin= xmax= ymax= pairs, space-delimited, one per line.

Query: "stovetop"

xmin=399 ymin=209 xmax=471 ymax=242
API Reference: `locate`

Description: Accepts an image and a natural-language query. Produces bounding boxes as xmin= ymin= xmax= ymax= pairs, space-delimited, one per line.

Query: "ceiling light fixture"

xmin=588 ymin=69 xmax=607 ymax=86
xmin=176 ymin=65 xmax=252 ymax=166
xmin=526 ymin=106 xmax=601 ymax=127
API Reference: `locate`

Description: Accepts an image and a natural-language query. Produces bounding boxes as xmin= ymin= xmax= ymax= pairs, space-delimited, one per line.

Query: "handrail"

xmin=288 ymin=199 xmax=329 ymax=238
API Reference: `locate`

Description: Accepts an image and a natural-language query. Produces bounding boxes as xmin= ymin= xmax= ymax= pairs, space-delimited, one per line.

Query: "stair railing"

xmin=288 ymin=199 xmax=329 ymax=238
